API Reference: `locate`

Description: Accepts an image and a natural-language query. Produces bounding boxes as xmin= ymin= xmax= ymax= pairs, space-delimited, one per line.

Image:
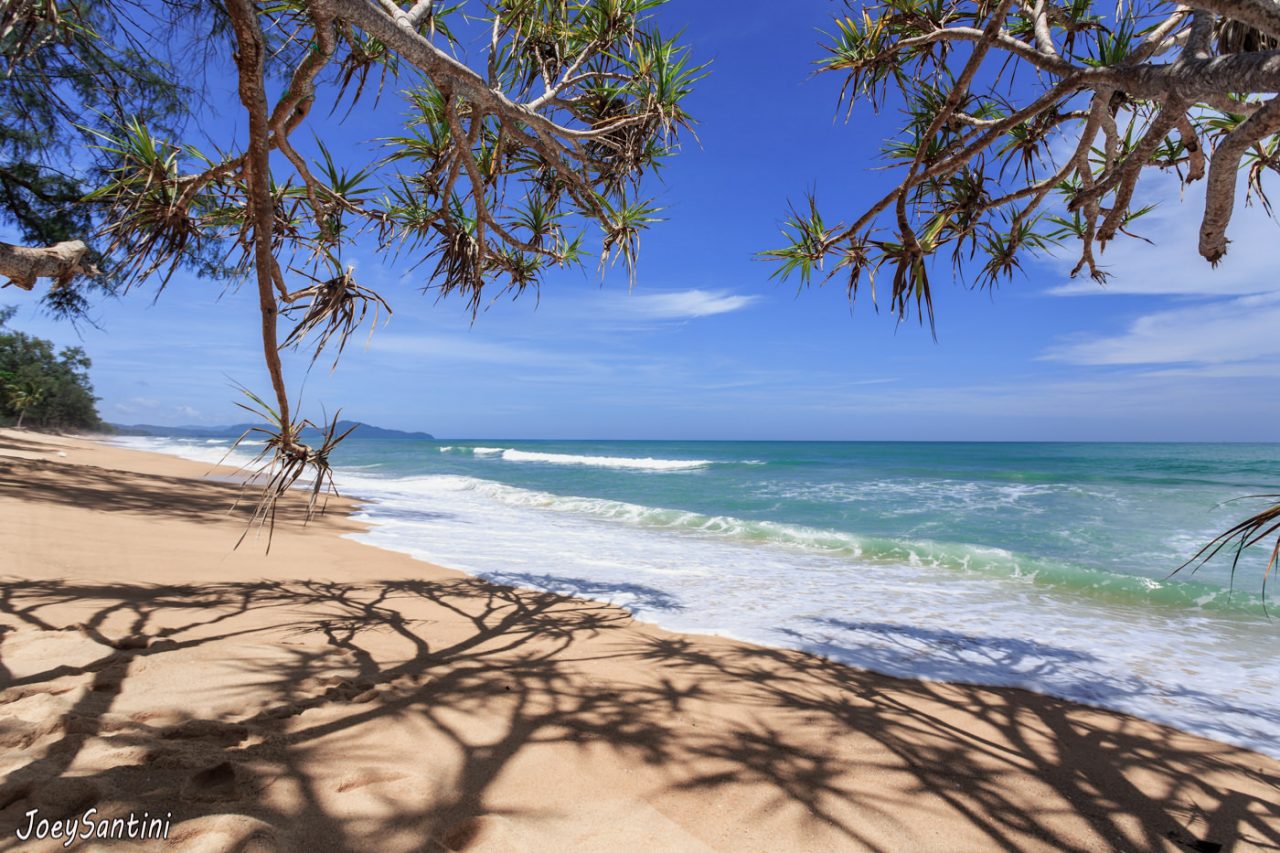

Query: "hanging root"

xmin=281 ymin=265 xmax=392 ymax=367
xmin=228 ymin=386 xmax=357 ymax=552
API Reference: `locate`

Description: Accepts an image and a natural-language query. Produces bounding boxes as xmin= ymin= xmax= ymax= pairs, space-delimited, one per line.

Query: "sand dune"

xmin=1 ymin=428 xmax=1277 ymax=851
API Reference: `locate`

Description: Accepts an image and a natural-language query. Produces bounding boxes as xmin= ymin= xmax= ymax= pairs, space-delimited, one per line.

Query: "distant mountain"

xmin=112 ymin=420 xmax=434 ymax=440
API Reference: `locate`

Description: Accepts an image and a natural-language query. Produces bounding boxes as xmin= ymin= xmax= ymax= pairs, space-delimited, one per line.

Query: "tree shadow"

xmin=0 ymin=453 xmax=331 ymax=527
xmin=0 ymin=576 xmax=1275 ymax=852
xmin=0 ymin=432 xmax=58 ymax=455
xmin=477 ymin=570 xmax=684 ymax=616
xmin=626 ymin=632 xmax=1280 ymax=852
xmin=3 ymin=430 xmax=1278 ymax=849
xmin=783 ymin=617 xmax=1280 ymax=746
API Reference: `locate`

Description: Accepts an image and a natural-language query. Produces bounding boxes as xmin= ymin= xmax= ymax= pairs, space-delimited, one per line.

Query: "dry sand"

xmin=1 ymin=428 xmax=1277 ymax=852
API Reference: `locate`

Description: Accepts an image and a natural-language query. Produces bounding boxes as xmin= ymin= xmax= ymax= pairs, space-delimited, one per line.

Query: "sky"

xmin=6 ymin=1 xmax=1280 ymax=441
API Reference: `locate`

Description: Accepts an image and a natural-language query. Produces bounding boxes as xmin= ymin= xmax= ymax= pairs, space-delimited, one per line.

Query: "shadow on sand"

xmin=0 ymin=575 xmax=1276 ymax=851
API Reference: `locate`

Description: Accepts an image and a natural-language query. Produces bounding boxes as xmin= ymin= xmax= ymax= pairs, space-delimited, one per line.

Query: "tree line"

xmin=0 ymin=306 xmax=102 ymax=431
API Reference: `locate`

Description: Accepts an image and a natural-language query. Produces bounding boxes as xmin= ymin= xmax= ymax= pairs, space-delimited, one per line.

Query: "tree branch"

xmin=1184 ymin=0 xmax=1280 ymax=41
xmin=1199 ymin=95 xmax=1280 ymax=262
xmin=0 ymin=240 xmax=95 ymax=290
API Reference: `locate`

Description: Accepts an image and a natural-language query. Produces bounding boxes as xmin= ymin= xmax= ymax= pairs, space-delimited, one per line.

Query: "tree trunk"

xmin=0 ymin=240 xmax=97 ymax=291
xmin=227 ymin=0 xmax=294 ymax=437
xmin=15 ymin=408 xmax=25 ymax=429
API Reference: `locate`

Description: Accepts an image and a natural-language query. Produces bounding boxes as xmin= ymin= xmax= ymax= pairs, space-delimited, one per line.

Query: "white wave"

xmin=439 ymin=445 xmax=717 ymax=470
xmin=337 ymin=470 xmax=1280 ymax=760
xmin=107 ymin=435 xmax=260 ymax=468
xmin=498 ymin=449 xmax=710 ymax=471
xmin=750 ymin=478 xmax=1093 ymax=516
xmin=89 ymin=441 xmax=1280 ymax=758
xmin=439 ymin=445 xmax=503 ymax=457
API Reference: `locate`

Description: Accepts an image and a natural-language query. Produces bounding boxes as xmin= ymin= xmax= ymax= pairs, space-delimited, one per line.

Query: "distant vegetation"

xmin=0 ymin=306 xmax=102 ymax=431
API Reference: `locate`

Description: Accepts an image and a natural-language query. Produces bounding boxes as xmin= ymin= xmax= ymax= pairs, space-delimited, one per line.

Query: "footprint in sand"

xmin=438 ymin=815 xmax=528 ymax=853
xmin=166 ymin=814 xmax=282 ymax=853
xmin=0 ymin=714 xmax=61 ymax=750
xmin=181 ymin=761 xmax=242 ymax=803
xmin=334 ymin=769 xmax=410 ymax=793
xmin=161 ymin=719 xmax=251 ymax=744
xmin=0 ymin=628 xmax=117 ymax=681
xmin=0 ymin=776 xmax=99 ymax=821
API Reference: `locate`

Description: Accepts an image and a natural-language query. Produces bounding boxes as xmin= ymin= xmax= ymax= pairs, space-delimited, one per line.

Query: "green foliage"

xmin=773 ymin=0 xmax=1280 ymax=580
xmin=228 ymin=382 xmax=354 ymax=551
xmin=767 ymin=0 xmax=1280 ymax=329
xmin=3 ymin=1 xmax=700 ymax=541
xmin=67 ymin=0 xmax=703 ymax=353
xmin=0 ymin=305 xmax=102 ymax=430
xmin=0 ymin=0 xmax=231 ymax=316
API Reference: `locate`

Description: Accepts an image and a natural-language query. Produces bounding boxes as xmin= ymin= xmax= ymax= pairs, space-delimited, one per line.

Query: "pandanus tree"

xmin=1 ymin=0 xmax=701 ymax=527
xmin=765 ymin=0 xmax=1280 ymax=585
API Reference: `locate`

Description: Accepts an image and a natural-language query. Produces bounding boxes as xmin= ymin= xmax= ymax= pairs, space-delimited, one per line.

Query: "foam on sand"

xmin=336 ymin=470 xmax=1280 ymax=760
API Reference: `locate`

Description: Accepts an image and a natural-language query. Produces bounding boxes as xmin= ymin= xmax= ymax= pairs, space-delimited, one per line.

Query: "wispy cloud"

xmin=615 ymin=288 xmax=762 ymax=319
xmin=1044 ymin=292 xmax=1280 ymax=366
xmin=1034 ymin=164 xmax=1280 ymax=375
xmin=365 ymin=332 xmax=574 ymax=367
xmin=112 ymin=396 xmax=160 ymax=416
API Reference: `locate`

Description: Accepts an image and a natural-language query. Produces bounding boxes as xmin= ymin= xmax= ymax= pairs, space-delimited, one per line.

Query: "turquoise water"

xmin=122 ymin=437 xmax=1280 ymax=757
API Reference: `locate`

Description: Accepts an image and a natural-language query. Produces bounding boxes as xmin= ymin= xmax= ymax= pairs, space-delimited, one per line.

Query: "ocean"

xmin=116 ymin=437 xmax=1280 ymax=758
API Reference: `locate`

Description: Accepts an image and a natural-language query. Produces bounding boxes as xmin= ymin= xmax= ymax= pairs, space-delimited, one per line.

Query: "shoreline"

xmin=288 ymin=437 xmax=1279 ymax=760
xmin=2 ymin=428 xmax=1278 ymax=851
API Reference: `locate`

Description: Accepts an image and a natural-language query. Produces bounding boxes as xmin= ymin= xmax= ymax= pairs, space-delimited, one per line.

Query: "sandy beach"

xmin=1 ymin=428 xmax=1278 ymax=852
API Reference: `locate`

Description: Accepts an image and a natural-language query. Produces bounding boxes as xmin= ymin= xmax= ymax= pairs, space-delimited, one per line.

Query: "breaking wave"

xmin=439 ymin=446 xmax=712 ymax=471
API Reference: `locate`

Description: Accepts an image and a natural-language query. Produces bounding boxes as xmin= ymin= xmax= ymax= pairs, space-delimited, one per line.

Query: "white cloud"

xmin=1043 ymin=292 xmax=1280 ymax=365
xmin=784 ymin=366 xmax=1279 ymax=434
xmin=618 ymin=289 xmax=762 ymax=319
xmin=366 ymin=333 xmax=565 ymax=366
xmin=1033 ymin=163 xmax=1280 ymax=372
xmin=112 ymin=396 xmax=160 ymax=416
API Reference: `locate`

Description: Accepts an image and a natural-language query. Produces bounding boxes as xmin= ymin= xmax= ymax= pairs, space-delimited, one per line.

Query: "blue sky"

xmin=7 ymin=1 xmax=1280 ymax=441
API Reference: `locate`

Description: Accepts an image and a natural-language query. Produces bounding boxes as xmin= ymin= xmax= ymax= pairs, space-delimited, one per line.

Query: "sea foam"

xmin=334 ymin=470 xmax=1280 ymax=759
xmin=440 ymin=445 xmax=711 ymax=470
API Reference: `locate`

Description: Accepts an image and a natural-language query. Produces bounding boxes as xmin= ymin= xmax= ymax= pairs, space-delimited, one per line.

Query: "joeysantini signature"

xmin=15 ymin=808 xmax=172 ymax=846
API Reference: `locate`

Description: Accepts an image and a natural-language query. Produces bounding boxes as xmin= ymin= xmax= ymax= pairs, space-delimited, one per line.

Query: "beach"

xmin=2 ymin=428 xmax=1278 ymax=852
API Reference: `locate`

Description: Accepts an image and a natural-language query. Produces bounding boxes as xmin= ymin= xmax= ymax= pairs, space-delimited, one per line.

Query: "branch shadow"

xmin=0 ymin=576 xmax=1275 ymax=852
xmin=627 ymin=632 xmax=1280 ymax=853
xmin=784 ymin=617 xmax=1280 ymax=745
xmin=5 ymin=431 xmax=1278 ymax=848
xmin=477 ymin=570 xmax=684 ymax=616
xmin=0 ymin=456 xmax=249 ymax=523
